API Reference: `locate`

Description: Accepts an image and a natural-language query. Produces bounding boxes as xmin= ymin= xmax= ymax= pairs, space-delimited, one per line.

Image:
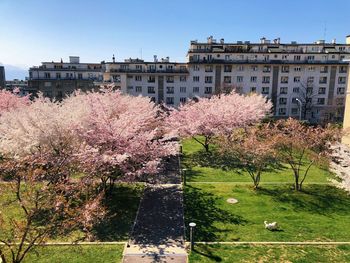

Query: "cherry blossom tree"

xmin=0 ymin=88 xmax=30 ymax=115
xmin=218 ymin=125 xmax=278 ymax=189
xmin=270 ymin=118 xmax=340 ymax=191
xmin=168 ymin=92 xmax=272 ymax=152
xmin=62 ymin=89 xmax=178 ymax=192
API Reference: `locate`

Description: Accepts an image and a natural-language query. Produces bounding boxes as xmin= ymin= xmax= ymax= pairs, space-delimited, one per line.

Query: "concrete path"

xmin=123 ymin=156 xmax=187 ymax=263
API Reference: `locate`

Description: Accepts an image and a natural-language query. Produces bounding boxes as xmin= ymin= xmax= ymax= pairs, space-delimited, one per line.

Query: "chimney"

xmin=260 ymin=37 xmax=266 ymax=44
xmin=154 ymin=55 xmax=158 ymax=62
xmin=112 ymin=54 xmax=115 ymax=63
xmin=220 ymin=38 xmax=224 ymax=44
xmin=346 ymin=35 xmax=350 ymax=44
xmin=332 ymin=38 xmax=336 ymax=44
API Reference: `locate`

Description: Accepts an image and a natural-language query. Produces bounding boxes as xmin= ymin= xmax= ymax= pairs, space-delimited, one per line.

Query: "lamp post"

xmin=182 ymin=168 xmax=187 ymax=186
xmin=295 ymin=98 xmax=302 ymax=121
xmin=189 ymin=222 xmax=196 ymax=251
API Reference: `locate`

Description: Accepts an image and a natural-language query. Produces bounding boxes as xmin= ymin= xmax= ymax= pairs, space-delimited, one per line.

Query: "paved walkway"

xmin=123 ymin=156 xmax=187 ymax=263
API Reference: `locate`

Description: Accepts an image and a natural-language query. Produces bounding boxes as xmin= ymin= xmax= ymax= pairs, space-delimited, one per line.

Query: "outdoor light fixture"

xmin=189 ymin=222 xmax=196 ymax=251
xmin=295 ymin=98 xmax=302 ymax=121
xmin=182 ymin=168 xmax=188 ymax=185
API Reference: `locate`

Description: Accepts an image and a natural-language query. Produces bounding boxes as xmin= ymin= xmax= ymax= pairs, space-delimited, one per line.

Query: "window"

xmin=251 ymin=66 xmax=258 ymax=71
xmin=338 ymin=77 xmax=346 ymax=84
xmin=205 ymin=76 xmax=213 ymax=83
xmin=336 ymin=98 xmax=344 ymax=105
xmin=166 ymin=97 xmax=174 ymax=105
xmin=135 ymin=75 xmax=142 ymax=81
xmin=180 ymin=97 xmax=187 ymax=103
xmin=307 ymin=76 xmax=314 ymax=84
xmin=135 ymin=86 xmax=142 ymax=93
xmin=180 ymin=76 xmax=187 ymax=82
xmin=262 ymin=76 xmax=270 ymax=83
xmin=280 ymin=87 xmax=288 ymax=94
xmin=147 ymin=86 xmax=155 ymax=94
xmin=291 ymin=108 xmax=299 ymax=115
xmin=180 ymin=87 xmax=186 ymax=93
xmin=56 ymin=73 xmax=61 ymax=79
xmin=279 ymin=97 xmax=287 ymax=105
xmin=250 ymin=87 xmax=257 ymax=93
xmin=263 ymin=66 xmax=271 ymax=72
xmin=193 ymin=76 xmax=200 ymax=82
xmin=127 ymin=86 xmax=133 ymax=93
xmin=337 ymin=87 xmax=345 ymax=95
xmin=307 ymin=55 xmax=315 ymax=61
xmin=262 ymin=87 xmax=269 ymax=94
xmin=148 ymin=76 xmax=155 ymax=83
xmin=205 ymin=87 xmax=212 ymax=94
xmin=193 ymin=65 xmax=200 ymax=71
xmin=318 ymin=87 xmax=326 ymax=94
xmin=166 ymin=76 xmax=174 ymax=83
xmin=224 ymin=65 xmax=232 ymax=72
xmin=279 ymin=108 xmax=287 ymax=115
xmin=237 ymin=76 xmax=243 ymax=83
xmin=339 ymin=66 xmax=347 ymax=73
xmin=281 ymin=76 xmax=289 ymax=83
xmin=166 ymin=87 xmax=174 ymax=94
xmin=136 ymin=65 xmax=142 ymax=71
xmin=251 ymin=76 xmax=257 ymax=83
xmin=44 ymin=72 xmax=51 ymax=78
xmin=180 ymin=66 xmax=187 ymax=72
xmin=308 ymin=66 xmax=315 ymax=71
xmin=307 ymin=87 xmax=313 ymax=94
xmin=224 ymin=76 xmax=232 ymax=83
xmin=281 ymin=66 xmax=289 ymax=73
xmin=317 ymin=98 xmax=325 ymax=105
xmin=319 ymin=77 xmax=327 ymax=84
xmin=113 ymin=75 xmax=121 ymax=82
xmin=237 ymin=65 xmax=244 ymax=71
xmin=225 ymin=55 xmax=230 ymax=61
xmin=193 ymin=87 xmax=199 ymax=93
xmin=294 ymin=76 xmax=301 ymax=83
xmin=293 ymin=87 xmax=300 ymax=93
xmin=78 ymin=73 xmax=83 ymax=80
xmin=320 ymin=66 xmax=328 ymax=73
xmin=205 ymin=65 xmax=213 ymax=72
xmin=294 ymin=55 xmax=301 ymax=61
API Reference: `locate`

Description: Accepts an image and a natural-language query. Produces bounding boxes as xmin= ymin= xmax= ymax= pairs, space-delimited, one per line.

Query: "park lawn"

xmin=182 ymin=138 xmax=334 ymax=183
xmin=184 ymin=183 xmax=350 ymax=242
xmin=189 ymin=244 xmax=350 ymax=263
xmin=0 ymin=182 xmax=143 ymax=242
xmin=5 ymin=244 xmax=124 ymax=263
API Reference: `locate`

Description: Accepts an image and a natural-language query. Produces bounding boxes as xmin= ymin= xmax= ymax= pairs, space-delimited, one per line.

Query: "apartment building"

xmin=0 ymin=66 xmax=5 ymax=89
xmin=28 ymin=36 xmax=350 ymax=123
xmin=28 ymin=56 xmax=103 ymax=99
xmin=103 ymin=56 xmax=189 ymax=105
xmin=186 ymin=36 xmax=350 ymax=123
xmin=5 ymin=79 xmax=32 ymax=96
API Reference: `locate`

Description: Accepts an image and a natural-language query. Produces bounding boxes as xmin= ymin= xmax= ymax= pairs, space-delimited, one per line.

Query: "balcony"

xmin=109 ymin=68 xmax=189 ymax=74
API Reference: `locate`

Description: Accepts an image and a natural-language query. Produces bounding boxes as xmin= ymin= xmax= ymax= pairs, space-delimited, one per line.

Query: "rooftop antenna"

xmin=323 ymin=21 xmax=327 ymax=41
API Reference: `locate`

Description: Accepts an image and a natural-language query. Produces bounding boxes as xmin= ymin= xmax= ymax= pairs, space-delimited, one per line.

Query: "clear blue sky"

xmin=1 ymin=0 xmax=350 ymax=79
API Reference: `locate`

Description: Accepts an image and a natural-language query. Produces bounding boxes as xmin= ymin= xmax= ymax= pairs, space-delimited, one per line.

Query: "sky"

xmin=1 ymin=0 xmax=350 ymax=79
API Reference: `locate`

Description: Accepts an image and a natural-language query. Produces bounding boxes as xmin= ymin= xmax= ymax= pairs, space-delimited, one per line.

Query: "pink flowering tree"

xmin=168 ymin=92 xmax=272 ymax=152
xmin=0 ymin=88 xmax=30 ymax=115
xmin=63 ymin=89 xmax=178 ymax=192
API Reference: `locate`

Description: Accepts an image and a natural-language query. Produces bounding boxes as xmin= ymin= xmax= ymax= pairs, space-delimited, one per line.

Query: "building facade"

xmin=28 ymin=36 xmax=350 ymax=123
xmin=0 ymin=66 xmax=5 ymax=89
xmin=28 ymin=56 xmax=103 ymax=99
xmin=5 ymin=79 xmax=32 ymax=96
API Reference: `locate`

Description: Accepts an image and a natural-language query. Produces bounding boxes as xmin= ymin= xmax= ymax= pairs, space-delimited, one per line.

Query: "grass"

xmin=0 ymin=182 xmax=143 ymax=242
xmin=183 ymin=137 xmax=350 ymax=244
xmin=2 ymin=244 xmax=124 ymax=263
xmin=185 ymin=184 xmax=350 ymax=242
xmin=182 ymin=138 xmax=334 ymax=183
xmin=189 ymin=244 xmax=350 ymax=263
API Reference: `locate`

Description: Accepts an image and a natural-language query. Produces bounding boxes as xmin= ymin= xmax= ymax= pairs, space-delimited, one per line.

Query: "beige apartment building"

xmin=28 ymin=36 xmax=350 ymax=123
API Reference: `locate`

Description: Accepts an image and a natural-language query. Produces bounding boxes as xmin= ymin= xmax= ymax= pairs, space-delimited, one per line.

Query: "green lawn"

xmin=0 ymin=183 xmax=143 ymax=242
xmin=183 ymin=137 xmax=350 ymax=244
xmin=182 ymin=138 xmax=333 ymax=183
xmin=189 ymin=244 xmax=350 ymax=263
xmin=19 ymin=244 xmax=124 ymax=263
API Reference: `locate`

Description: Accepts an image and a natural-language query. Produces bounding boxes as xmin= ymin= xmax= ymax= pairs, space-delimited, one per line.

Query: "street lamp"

xmin=189 ymin=222 xmax=196 ymax=251
xmin=295 ymin=98 xmax=302 ymax=121
xmin=182 ymin=168 xmax=188 ymax=186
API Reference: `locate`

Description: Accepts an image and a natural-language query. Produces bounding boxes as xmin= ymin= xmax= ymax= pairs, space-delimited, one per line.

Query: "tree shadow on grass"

xmin=192 ymin=244 xmax=223 ymax=262
xmin=92 ymin=184 xmax=143 ymax=241
xmin=258 ymin=185 xmax=350 ymax=216
xmin=184 ymin=185 xmax=246 ymax=241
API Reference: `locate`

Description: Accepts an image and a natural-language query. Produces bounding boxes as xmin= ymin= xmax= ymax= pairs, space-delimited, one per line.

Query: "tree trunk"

xmin=0 ymin=250 xmax=7 ymax=263
xmin=204 ymin=143 xmax=209 ymax=152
